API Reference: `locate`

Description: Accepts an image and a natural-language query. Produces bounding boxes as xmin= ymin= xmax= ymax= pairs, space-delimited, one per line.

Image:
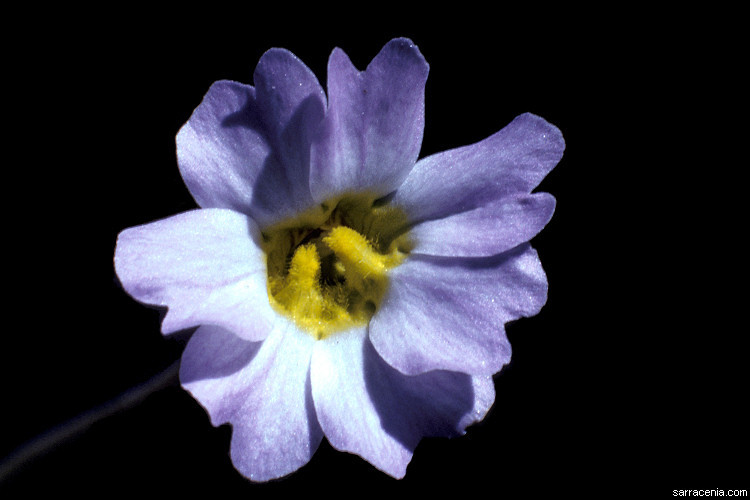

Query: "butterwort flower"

xmin=114 ymin=38 xmax=564 ymax=481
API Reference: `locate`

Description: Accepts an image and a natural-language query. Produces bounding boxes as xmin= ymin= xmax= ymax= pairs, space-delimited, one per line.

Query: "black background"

xmin=2 ymin=6 xmax=744 ymax=497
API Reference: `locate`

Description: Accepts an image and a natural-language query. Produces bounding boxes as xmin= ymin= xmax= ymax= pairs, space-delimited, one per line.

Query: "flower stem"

xmin=0 ymin=360 xmax=180 ymax=484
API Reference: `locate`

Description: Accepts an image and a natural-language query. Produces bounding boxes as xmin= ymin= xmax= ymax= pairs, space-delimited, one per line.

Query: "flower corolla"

xmin=114 ymin=38 xmax=564 ymax=480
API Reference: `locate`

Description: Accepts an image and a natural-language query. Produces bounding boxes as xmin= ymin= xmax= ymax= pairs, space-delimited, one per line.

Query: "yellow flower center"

xmin=262 ymin=194 xmax=412 ymax=340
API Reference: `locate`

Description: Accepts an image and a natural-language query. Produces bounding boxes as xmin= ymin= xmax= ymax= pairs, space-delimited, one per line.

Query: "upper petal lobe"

xmin=176 ymin=49 xmax=327 ymax=228
xmin=176 ymin=81 xmax=269 ymax=215
xmin=250 ymin=48 xmax=326 ymax=226
xmin=393 ymin=112 xmax=564 ymax=223
xmin=310 ymin=38 xmax=429 ymax=202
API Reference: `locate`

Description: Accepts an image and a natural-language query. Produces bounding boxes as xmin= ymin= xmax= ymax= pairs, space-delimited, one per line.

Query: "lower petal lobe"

xmin=181 ymin=324 xmax=321 ymax=482
xmin=370 ymin=244 xmax=548 ymax=376
xmin=311 ymin=329 xmax=493 ymax=478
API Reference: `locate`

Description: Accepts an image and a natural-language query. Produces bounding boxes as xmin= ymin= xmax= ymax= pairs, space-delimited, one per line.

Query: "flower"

xmin=114 ymin=37 xmax=564 ymax=481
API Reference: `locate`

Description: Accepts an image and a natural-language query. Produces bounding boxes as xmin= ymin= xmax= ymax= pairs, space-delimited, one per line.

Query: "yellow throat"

xmin=262 ymin=194 xmax=412 ymax=340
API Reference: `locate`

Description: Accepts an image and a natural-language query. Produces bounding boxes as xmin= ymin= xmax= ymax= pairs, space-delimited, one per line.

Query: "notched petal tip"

xmin=328 ymin=37 xmax=429 ymax=78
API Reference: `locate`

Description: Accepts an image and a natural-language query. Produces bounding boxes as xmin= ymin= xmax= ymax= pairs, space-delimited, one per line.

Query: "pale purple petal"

xmin=114 ymin=209 xmax=275 ymax=341
xmin=409 ymin=192 xmax=556 ymax=257
xmin=310 ymin=38 xmax=429 ymax=202
xmin=180 ymin=324 xmax=321 ymax=482
xmin=176 ymin=49 xmax=326 ymax=227
xmin=310 ymin=329 xmax=494 ymax=478
xmin=253 ymin=48 xmax=327 ymax=147
xmin=176 ymin=81 xmax=269 ymax=215
xmin=249 ymin=48 xmax=326 ymax=226
xmin=392 ymin=113 xmax=564 ymax=222
xmin=369 ymin=244 xmax=547 ymax=376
